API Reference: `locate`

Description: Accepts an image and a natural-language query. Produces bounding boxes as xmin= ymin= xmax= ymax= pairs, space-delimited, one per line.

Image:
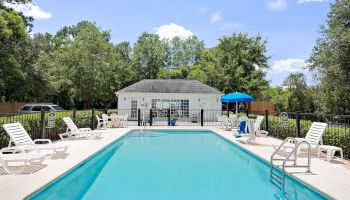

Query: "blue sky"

xmin=5 ymin=0 xmax=332 ymax=86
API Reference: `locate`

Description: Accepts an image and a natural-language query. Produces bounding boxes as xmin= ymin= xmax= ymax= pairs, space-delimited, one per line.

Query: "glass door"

xmin=131 ymin=100 xmax=137 ymax=119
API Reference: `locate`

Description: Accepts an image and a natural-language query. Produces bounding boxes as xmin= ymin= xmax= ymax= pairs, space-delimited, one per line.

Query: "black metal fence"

xmin=253 ymin=110 xmax=350 ymax=159
xmin=1 ymin=108 xmax=349 ymax=158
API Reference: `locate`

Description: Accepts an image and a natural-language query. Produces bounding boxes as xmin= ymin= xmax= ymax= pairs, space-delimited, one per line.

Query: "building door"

xmin=131 ymin=100 xmax=137 ymax=118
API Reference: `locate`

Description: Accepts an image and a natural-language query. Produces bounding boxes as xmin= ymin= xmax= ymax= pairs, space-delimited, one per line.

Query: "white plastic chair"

xmin=236 ymin=118 xmax=256 ymax=144
xmin=3 ymin=123 xmax=68 ymax=155
xmin=96 ymin=115 xmax=107 ymax=129
xmin=254 ymin=116 xmax=269 ymax=137
xmin=60 ymin=117 xmax=101 ymax=140
xmin=120 ymin=114 xmax=128 ymax=127
xmin=0 ymin=147 xmax=47 ymax=174
xmin=276 ymin=122 xmax=328 ymax=155
xmin=102 ymin=114 xmax=110 ymax=127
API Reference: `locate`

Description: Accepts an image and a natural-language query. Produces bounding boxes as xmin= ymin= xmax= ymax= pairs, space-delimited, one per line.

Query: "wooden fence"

xmin=0 ymin=102 xmax=27 ymax=113
xmin=248 ymin=101 xmax=276 ymax=113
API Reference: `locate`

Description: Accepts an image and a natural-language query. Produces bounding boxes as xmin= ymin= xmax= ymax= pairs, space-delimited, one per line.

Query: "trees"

xmin=34 ymin=21 xmax=133 ymax=108
xmin=0 ymin=4 xmax=43 ymax=102
xmin=201 ymin=33 xmax=269 ymax=97
xmin=132 ymin=33 xmax=168 ymax=80
xmin=282 ymin=73 xmax=315 ymax=112
xmin=308 ymin=0 xmax=350 ymax=114
xmin=0 ymin=6 xmax=271 ymax=109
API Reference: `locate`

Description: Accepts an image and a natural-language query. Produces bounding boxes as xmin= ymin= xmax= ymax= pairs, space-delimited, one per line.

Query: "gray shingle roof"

xmin=116 ymin=79 xmax=223 ymax=94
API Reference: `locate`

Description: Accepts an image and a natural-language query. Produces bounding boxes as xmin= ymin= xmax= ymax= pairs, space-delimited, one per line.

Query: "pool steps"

xmin=270 ymin=137 xmax=312 ymax=193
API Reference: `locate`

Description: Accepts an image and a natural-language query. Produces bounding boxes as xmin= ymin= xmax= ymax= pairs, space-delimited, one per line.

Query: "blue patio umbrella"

xmin=220 ymin=92 xmax=254 ymax=114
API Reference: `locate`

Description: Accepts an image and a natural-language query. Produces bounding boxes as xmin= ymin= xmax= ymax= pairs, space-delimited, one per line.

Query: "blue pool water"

xmin=30 ymin=130 xmax=327 ymax=200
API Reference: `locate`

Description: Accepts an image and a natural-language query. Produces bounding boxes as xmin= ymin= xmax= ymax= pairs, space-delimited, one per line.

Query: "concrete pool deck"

xmin=0 ymin=126 xmax=348 ymax=199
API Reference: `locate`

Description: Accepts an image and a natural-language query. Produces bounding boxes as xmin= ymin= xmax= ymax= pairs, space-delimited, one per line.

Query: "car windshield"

xmin=51 ymin=106 xmax=64 ymax=111
xmin=21 ymin=106 xmax=32 ymax=111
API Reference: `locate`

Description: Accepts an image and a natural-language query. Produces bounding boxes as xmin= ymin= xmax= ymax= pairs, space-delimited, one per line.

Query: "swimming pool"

xmin=30 ymin=130 xmax=327 ymax=200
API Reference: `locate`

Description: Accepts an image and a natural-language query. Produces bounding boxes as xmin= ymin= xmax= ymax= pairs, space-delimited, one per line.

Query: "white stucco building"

xmin=115 ymin=79 xmax=223 ymax=121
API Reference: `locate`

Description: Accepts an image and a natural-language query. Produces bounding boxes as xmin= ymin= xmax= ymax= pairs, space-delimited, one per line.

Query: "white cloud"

xmin=155 ymin=23 xmax=193 ymax=40
xmin=3 ymin=2 xmax=52 ymax=20
xmin=210 ymin=12 xmax=222 ymax=23
xmin=267 ymin=0 xmax=288 ymax=11
xmin=297 ymin=0 xmax=324 ymax=4
xmin=197 ymin=6 xmax=208 ymax=14
xmin=220 ymin=23 xmax=241 ymax=31
xmin=271 ymin=58 xmax=308 ymax=73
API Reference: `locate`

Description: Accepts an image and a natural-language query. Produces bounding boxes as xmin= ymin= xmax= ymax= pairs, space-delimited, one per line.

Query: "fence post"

xmin=104 ymin=109 xmax=108 ymax=114
xmin=150 ymin=109 xmax=153 ymax=126
xmin=91 ymin=108 xmax=95 ymax=130
xmin=201 ymin=109 xmax=204 ymax=126
xmin=246 ymin=109 xmax=249 ymax=117
xmin=73 ymin=108 xmax=76 ymax=123
xmin=137 ymin=109 xmax=141 ymax=126
xmin=265 ymin=110 xmax=269 ymax=132
xmin=167 ymin=109 xmax=170 ymax=126
xmin=40 ymin=109 xmax=46 ymax=139
xmin=296 ymin=111 xmax=301 ymax=137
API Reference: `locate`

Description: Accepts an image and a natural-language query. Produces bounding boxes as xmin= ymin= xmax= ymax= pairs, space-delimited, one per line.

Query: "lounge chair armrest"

xmin=79 ymin=128 xmax=91 ymax=132
xmin=33 ymin=139 xmax=52 ymax=144
xmin=17 ymin=143 xmax=41 ymax=153
xmin=1 ymin=146 xmax=26 ymax=154
xmin=294 ymin=138 xmax=307 ymax=142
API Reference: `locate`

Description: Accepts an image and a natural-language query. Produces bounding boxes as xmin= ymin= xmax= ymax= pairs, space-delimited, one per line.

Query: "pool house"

xmin=115 ymin=79 xmax=223 ymax=122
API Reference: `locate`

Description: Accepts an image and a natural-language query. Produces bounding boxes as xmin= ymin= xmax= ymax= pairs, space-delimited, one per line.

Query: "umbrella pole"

xmin=236 ymin=102 xmax=238 ymax=115
xmin=227 ymin=102 xmax=229 ymax=117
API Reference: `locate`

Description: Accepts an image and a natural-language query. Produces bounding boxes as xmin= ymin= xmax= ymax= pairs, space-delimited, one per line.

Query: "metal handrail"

xmin=270 ymin=138 xmax=312 ymax=193
xmin=270 ymin=137 xmax=298 ymax=172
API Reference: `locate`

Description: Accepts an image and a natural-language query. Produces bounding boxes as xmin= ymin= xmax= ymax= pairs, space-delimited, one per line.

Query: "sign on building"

xmin=280 ymin=112 xmax=288 ymax=127
xmin=47 ymin=111 xmax=56 ymax=128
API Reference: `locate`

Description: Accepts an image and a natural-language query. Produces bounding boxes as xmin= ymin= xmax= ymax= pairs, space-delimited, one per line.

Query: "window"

xmin=181 ymin=100 xmax=189 ymax=117
xmin=42 ymin=106 xmax=51 ymax=111
xmin=151 ymin=99 xmax=189 ymax=118
xmin=21 ymin=106 xmax=31 ymax=111
xmin=51 ymin=106 xmax=64 ymax=111
xmin=32 ymin=106 xmax=42 ymax=111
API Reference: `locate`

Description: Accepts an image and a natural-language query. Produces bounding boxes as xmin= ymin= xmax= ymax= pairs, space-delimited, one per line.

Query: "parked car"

xmin=19 ymin=104 xmax=65 ymax=113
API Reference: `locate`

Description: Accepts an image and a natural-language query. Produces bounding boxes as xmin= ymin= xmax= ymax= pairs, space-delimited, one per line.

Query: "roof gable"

xmin=116 ymin=79 xmax=223 ymax=94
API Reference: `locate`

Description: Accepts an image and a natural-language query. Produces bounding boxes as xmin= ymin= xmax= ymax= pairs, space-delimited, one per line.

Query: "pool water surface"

xmin=30 ymin=130 xmax=327 ymax=200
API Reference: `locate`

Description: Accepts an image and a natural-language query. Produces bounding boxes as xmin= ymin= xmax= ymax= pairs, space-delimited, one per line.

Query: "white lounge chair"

xmin=0 ymin=147 xmax=46 ymax=174
xmin=102 ymin=114 xmax=111 ymax=127
xmin=3 ymin=123 xmax=68 ymax=155
xmin=276 ymin=122 xmax=328 ymax=155
xmin=60 ymin=117 xmax=102 ymax=140
xmin=96 ymin=115 xmax=107 ymax=129
xmin=254 ymin=116 xmax=269 ymax=137
xmin=232 ymin=116 xmax=249 ymax=133
xmin=118 ymin=113 xmax=128 ymax=127
xmin=236 ymin=118 xmax=256 ymax=144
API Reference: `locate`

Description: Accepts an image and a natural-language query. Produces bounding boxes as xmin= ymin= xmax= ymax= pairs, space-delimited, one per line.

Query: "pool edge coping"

xmin=25 ymin=128 xmax=335 ymax=200
xmin=208 ymin=129 xmax=335 ymax=200
xmin=24 ymin=131 xmax=131 ymax=199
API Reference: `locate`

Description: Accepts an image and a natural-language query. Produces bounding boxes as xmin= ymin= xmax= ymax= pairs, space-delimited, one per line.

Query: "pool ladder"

xmin=270 ymin=137 xmax=311 ymax=193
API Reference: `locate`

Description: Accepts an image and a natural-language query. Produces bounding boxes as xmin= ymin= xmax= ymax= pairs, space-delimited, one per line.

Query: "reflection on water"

xmin=31 ymin=130 xmax=326 ymax=200
xmin=31 ymin=142 xmax=123 ymax=200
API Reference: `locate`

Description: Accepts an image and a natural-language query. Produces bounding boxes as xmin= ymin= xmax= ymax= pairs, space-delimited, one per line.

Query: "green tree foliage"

xmin=195 ymin=33 xmax=269 ymax=97
xmin=0 ymin=6 xmax=271 ymax=109
xmin=0 ymin=5 xmax=41 ymax=102
xmin=261 ymin=73 xmax=316 ymax=112
xmin=282 ymin=73 xmax=315 ymax=112
xmin=35 ymin=21 xmax=133 ymax=108
xmin=261 ymin=87 xmax=290 ymax=112
xmin=165 ymin=36 xmax=205 ymax=69
xmin=308 ymin=0 xmax=350 ymax=114
xmin=132 ymin=33 xmax=167 ymax=80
